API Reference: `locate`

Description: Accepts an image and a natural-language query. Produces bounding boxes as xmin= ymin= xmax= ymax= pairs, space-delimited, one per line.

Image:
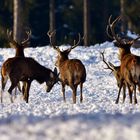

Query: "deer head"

xmin=7 ymin=29 xmax=31 ymax=57
xmin=46 ymin=67 xmax=60 ymax=92
xmin=47 ymin=30 xmax=81 ymax=66
xmin=106 ymin=15 xmax=140 ymax=56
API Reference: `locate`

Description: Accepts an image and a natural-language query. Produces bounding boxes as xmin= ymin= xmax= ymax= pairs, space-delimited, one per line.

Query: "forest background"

xmin=0 ymin=0 xmax=140 ymax=47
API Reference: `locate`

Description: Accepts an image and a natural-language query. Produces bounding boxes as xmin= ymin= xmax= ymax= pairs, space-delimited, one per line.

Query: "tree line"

xmin=0 ymin=0 xmax=140 ymax=47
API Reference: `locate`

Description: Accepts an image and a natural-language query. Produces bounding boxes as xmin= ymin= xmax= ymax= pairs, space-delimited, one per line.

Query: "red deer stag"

xmin=7 ymin=29 xmax=31 ymax=57
xmin=48 ymin=31 xmax=86 ymax=104
xmin=107 ymin=15 xmax=140 ymax=104
xmin=1 ymin=57 xmax=59 ymax=103
xmin=7 ymin=29 xmax=31 ymax=97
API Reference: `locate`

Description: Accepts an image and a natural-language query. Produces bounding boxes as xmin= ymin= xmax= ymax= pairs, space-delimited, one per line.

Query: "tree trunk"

xmin=102 ymin=0 xmax=109 ymax=41
xmin=13 ymin=0 xmax=23 ymax=43
xmin=120 ymin=0 xmax=127 ymax=34
xmin=49 ymin=0 xmax=56 ymax=44
xmin=83 ymin=0 xmax=90 ymax=46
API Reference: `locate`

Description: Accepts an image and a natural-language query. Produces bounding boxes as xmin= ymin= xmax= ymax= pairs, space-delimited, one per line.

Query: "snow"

xmin=0 ymin=41 xmax=140 ymax=140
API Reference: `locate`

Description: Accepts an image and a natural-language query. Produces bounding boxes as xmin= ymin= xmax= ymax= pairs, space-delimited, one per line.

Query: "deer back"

xmin=59 ymin=59 xmax=86 ymax=85
xmin=2 ymin=57 xmax=55 ymax=82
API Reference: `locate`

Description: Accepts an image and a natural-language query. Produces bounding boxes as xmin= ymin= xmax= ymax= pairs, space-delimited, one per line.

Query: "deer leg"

xmin=71 ymin=85 xmax=77 ymax=104
xmin=127 ymin=83 xmax=133 ymax=104
xmin=122 ymin=84 xmax=126 ymax=103
xmin=23 ymin=82 xmax=27 ymax=101
xmin=24 ymin=81 xmax=31 ymax=103
xmin=61 ymin=83 xmax=66 ymax=102
xmin=133 ymin=84 xmax=137 ymax=104
xmin=1 ymin=75 xmax=8 ymax=103
xmin=22 ymin=82 xmax=26 ymax=97
xmin=14 ymin=82 xmax=22 ymax=99
xmin=14 ymin=87 xmax=17 ymax=99
xmin=80 ymin=83 xmax=83 ymax=103
xmin=17 ymin=82 xmax=21 ymax=92
xmin=8 ymin=82 xmax=18 ymax=103
xmin=116 ymin=79 xmax=123 ymax=104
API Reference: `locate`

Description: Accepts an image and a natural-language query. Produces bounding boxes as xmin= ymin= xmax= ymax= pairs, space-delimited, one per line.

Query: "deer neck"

xmin=57 ymin=56 xmax=69 ymax=67
xmin=35 ymin=66 xmax=51 ymax=84
xmin=16 ymin=49 xmax=25 ymax=57
xmin=119 ymin=48 xmax=131 ymax=61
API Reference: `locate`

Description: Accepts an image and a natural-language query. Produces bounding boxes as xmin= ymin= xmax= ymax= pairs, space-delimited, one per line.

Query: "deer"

xmin=47 ymin=30 xmax=86 ymax=104
xmin=7 ymin=29 xmax=31 ymax=97
xmin=100 ymin=51 xmax=129 ymax=103
xmin=107 ymin=15 xmax=140 ymax=104
xmin=1 ymin=57 xmax=59 ymax=103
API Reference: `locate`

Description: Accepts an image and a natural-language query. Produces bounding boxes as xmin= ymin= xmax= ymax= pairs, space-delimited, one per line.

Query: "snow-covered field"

xmin=0 ymin=41 xmax=140 ymax=140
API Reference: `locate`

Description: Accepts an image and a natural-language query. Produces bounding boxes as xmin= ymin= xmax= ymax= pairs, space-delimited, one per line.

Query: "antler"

xmin=100 ymin=51 xmax=114 ymax=72
xmin=67 ymin=33 xmax=81 ymax=52
xmin=106 ymin=25 xmax=114 ymax=39
xmin=21 ymin=29 xmax=31 ymax=45
xmin=47 ymin=30 xmax=60 ymax=52
xmin=7 ymin=29 xmax=17 ymax=46
xmin=107 ymin=15 xmax=122 ymax=44
xmin=107 ymin=15 xmax=140 ymax=46
xmin=129 ymin=36 xmax=140 ymax=45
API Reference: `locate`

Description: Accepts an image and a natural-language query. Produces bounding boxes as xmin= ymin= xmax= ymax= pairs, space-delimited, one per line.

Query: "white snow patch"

xmin=0 ymin=42 xmax=140 ymax=140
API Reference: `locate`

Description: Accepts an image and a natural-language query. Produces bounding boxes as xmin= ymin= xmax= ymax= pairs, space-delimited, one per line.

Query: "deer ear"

xmin=54 ymin=67 xmax=58 ymax=75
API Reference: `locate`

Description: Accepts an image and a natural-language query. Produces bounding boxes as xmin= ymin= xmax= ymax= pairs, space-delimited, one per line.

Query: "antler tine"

xmin=82 ymin=34 xmax=85 ymax=40
xmin=47 ymin=30 xmax=56 ymax=38
xmin=109 ymin=15 xmax=121 ymax=29
xmin=112 ymin=16 xmax=121 ymax=25
xmin=106 ymin=25 xmax=114 ymax=39
xmin=100 ymin=51 xmax=114 ymax=72
xmin=130 ymin=36 xmax=140 ymax=45
xmin=7 ymin=29 xmax=13 ymax=40
xmin=47 ymin=30 xmax=60 ymax=52
xmin=70 ymin=33 xmax=81 ymax=50
xmin=7 ymin=29 xmax=17 ymax=46
xmin=22 ymin=29 xmax=32 ymax=45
